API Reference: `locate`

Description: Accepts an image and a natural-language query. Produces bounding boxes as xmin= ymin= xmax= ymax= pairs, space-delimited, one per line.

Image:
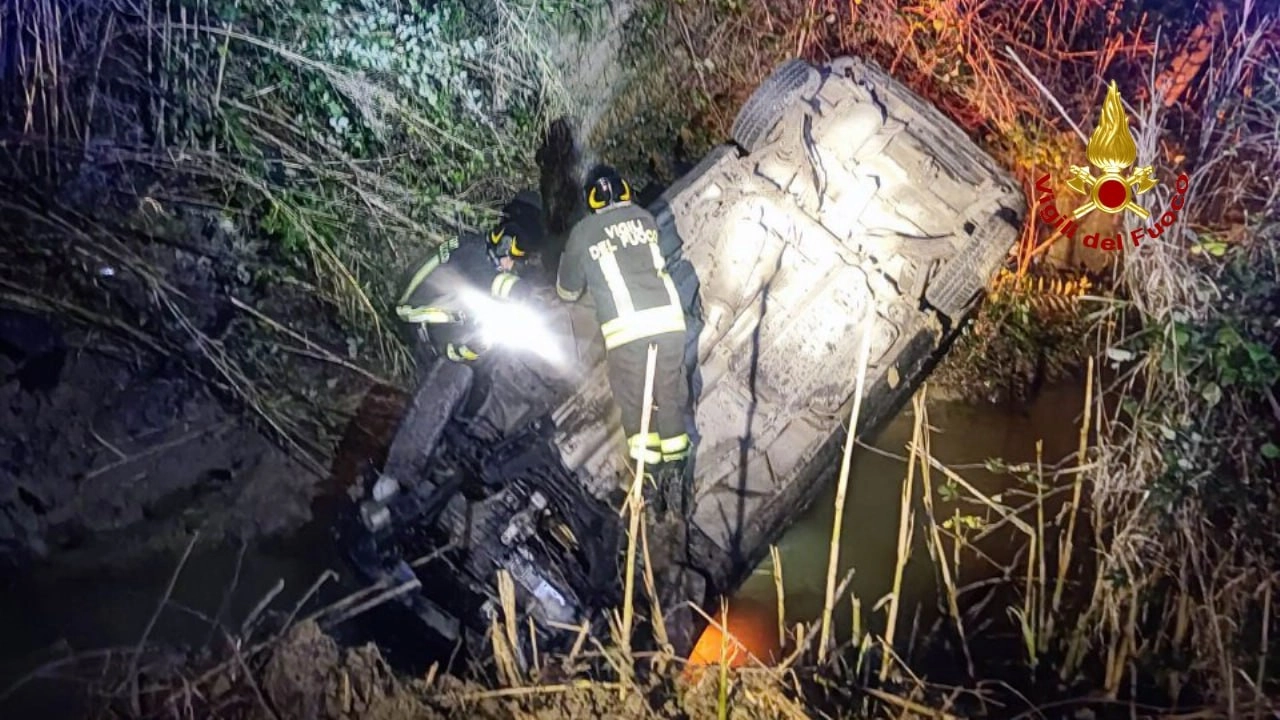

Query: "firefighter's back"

xmin=568 ymin=203 xmax=679 ymax=331
xmin=398 ymin=233 xmax=491 ymax=313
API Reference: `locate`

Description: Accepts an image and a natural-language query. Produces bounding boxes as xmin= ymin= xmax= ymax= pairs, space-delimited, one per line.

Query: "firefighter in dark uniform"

xmin=555 ymin=165 xmax=692 ymax=503
xmin=395 ymin=220 xmax=535 ymax=366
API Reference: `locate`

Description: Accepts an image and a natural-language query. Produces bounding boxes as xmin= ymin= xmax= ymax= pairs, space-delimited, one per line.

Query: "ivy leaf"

xmin=1201 ymin=382 xmax=1222 ymax=407
xmin=1246 ymin=343 xmax=1272 ymax=365
xmin=1262 ymin=443 xmax=1280 ymax=460
xmin=1215 ymin=326 xmax=1241 ymax=348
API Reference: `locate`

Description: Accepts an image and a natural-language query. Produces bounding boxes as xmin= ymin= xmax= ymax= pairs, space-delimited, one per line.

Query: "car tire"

xmin=730 ymin=59 xmax=821 ymax=154
xmin=924 ymin=208 xmax=1021 ymax=320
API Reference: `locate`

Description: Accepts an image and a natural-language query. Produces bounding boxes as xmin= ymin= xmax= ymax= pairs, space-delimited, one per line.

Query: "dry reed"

xmin=818 ymin=304 xmax=877 ymax=662
xmin=880 ymin=385 xmax=921 ymax=682
xmin=618 ymin=341 xmax=659 ymax=692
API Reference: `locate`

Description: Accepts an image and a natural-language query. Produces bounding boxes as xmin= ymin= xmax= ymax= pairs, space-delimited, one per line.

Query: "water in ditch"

xmin=693 ymin=382 xmax=1089 ymax=668
xmin=0 ymin=381 xmax=1087 ymax=715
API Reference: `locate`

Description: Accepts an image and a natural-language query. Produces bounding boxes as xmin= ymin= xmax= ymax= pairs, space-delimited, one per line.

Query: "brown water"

xmin=711 ymin=382 xmax=1089 ymax=665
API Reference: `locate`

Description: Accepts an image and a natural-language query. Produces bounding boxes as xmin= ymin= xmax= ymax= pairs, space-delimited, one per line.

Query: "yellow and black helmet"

xmin=487 ymin=221 xmax=529 ymax=266
xmin=584 ymin=164 xmax=631 ymax=212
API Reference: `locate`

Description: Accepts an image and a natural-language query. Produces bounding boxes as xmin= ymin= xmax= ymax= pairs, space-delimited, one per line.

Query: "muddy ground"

xmin=0 ymin=174 xmax=361 ymax=580
xmin=221 ymin=620 xmax=800 ymax=720
xmin=0 ymin=333 xmax=316 ymax=574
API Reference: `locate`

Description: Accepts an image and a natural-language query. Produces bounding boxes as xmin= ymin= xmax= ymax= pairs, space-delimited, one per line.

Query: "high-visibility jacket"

xmin=555 ymin=203 xmax=685 ymax=350
xmin=396 ymin=233 xmax=528 ymax=322
xmin=395 ymin=233 xmax=527 ymax=360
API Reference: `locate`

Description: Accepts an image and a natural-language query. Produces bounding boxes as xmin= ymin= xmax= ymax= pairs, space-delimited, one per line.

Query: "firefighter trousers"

xmin=605 ymin=330 xmax=691 ymax=466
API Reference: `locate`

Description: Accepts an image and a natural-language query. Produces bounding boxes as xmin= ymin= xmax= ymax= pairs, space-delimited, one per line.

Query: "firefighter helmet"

xmin=584 ymin=164 xmax=632 ymax=212
xmin=487 ymin=221 xmax=529 ymax=268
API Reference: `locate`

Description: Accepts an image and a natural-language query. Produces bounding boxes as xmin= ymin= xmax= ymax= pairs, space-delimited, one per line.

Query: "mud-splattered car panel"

xmin=550 ymin=55 xmax=1023 ymax=581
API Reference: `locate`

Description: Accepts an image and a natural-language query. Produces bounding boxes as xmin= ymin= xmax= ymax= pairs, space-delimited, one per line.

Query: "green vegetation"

xmin=1 ymin=0 xmax=607 ymax=467
xmin=189 ymin=0 xmax=596 ymax=354
xmin=933 ymin=268 xmax=1094 ymax=404
xmin=1133 ymin=247 xmax=1280 ymax=520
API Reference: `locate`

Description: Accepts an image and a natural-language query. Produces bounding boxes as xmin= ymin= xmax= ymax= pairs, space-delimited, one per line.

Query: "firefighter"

xmin=394 ymin=219 xmax=537 ymax=366
xmin=555 ymin=165 xmax=692 ymax=508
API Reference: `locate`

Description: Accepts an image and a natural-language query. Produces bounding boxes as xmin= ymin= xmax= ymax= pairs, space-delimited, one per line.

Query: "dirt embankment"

xmin=227 ymin=620 xmax=798 ymax=720
xmin=0 ymin=328 xmax=313 ymax=573
xmin=0 ymin=187 xmax=331 ymax=577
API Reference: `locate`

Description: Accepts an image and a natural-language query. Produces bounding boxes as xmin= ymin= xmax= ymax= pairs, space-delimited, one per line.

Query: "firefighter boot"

xmin=658 ymin=460 xmax=690 ymax=521
xmin=641 ymin=468 xmax=667 ymax=517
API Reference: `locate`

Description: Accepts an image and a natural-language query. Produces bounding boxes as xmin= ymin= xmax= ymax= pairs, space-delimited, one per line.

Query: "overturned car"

xmin=340 ymin=56 xmax=1026 ymax=663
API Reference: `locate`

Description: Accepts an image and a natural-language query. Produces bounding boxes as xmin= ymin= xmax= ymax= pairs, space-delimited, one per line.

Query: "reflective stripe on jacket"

xmin=555 ymin=202 xmax=685 ymax=350
xmin=394 ymin=233 xmax=524 ymax=322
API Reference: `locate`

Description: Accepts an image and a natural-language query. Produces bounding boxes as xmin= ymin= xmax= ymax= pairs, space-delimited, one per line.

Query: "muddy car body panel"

xmin=343 ymin=56 xmax=1024 ymax=656
xmin=550 ymin=56 xmax=1023 ymax=587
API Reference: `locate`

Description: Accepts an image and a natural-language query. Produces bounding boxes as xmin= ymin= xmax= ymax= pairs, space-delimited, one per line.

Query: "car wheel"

xmin=924 ymin=208 xmax=1022 ymax=320
xmin=730 ymin=59 xmax=821 ymax=154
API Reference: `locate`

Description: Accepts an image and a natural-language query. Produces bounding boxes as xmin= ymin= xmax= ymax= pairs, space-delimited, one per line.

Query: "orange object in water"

xmin=686 ymin=598 xmax=781 ymax=669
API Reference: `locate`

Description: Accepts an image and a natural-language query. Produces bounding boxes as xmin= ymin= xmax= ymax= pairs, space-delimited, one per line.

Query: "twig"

xmin=84 ymin=422 xmax=233 ymax=480
xmin=322 ymin=578 xmax=422 ymax=627
xmin=779 ymin=568 xmax=857 ymax=671
xmin=89 ymin=427 xmax=127 ymax=460
xmin=127 ymin=531 xmax=200 ymax=715
xmin=882 ymin=388 xmax=920 ymax=682
xmin=240 ymin=579 xmax=285 ymax=636
xmin=279 ymin=570 xmax=338 ymax=630
xmin=1256 ymin=581 xmax=1271 ymax=720
xmin=1049 ymin=357 xmax=1093 ymax=634
xmin=717 ymin=598 xmax=730 ymax=720
xmin=865 ymin=687 xmax=962 ymax=720
xmin=164 ymin=574 xmax=417 ymax=707
xmin=0 ymin=648 xmax=136 ymax=703
xmin=229 ymin=296 xmax=391 ymax=386
xmin=409 ymin=541 xmax=459 ymax=568
xmin=222 ymin=629 xmax=281 ymax=720
xmin=302 ymin=577 xmax=394 ymax=625
xmin=638 ymin=518 xmax=671 ymax=662
xmin=204 ymin=538 xmax=248 ymax=652
xmin=0 ymin=283 xmax=169 ymax=356
xmin=210 ymin=3 xmax=235 ymax=138
xmin=458 ymin=681 xmax=622 ymax=701
xmin=82 ymin=11 xmax=116 ymax=155
xmin=917 ymin=390 xmax=974 ymax=679
xmin=922 ymin=451 xmax=1036 ymax=536
xmin=771 ymin=545 xmax=786 ymax=650
xmin=1003 ymin=46 xmax=1089 ymax=145
xmin=686 ymin=602 xmax=774 ymax=675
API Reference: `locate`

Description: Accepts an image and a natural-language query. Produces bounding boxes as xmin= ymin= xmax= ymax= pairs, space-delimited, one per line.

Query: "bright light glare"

xmin=457 ymin=285 xmax=567 ymax=366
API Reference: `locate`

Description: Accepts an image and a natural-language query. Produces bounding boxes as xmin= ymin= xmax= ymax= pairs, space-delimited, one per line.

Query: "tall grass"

xmin=1065 ymin=3 xmax=1280 ymax=708
xmin=0 ymin=0 xmax=608 ymax=467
